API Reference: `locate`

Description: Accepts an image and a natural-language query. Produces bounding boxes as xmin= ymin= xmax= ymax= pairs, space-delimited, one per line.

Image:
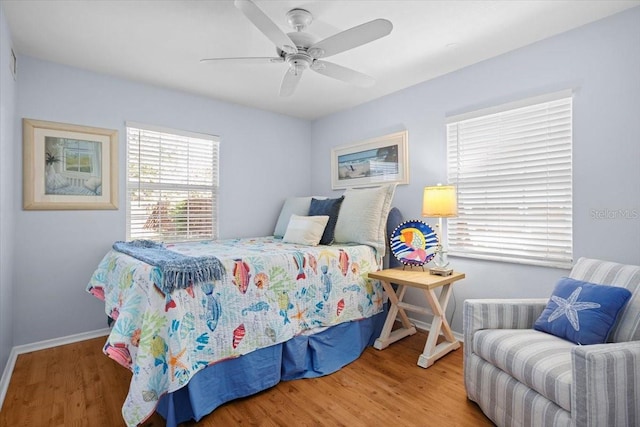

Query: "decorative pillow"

xmin=309 ymin=196 xmax=344 ymax=245
xmin=333 ymin=184 xmax=397 ymax=257
xmin=273 ymin=196 xmax=328 ymax=238
xmin=45 ymin=172 xmax=69 ymax=191
xmin=534 ymin=277 xmax=632 ymax=345
xmin=274 ymin=197 xmax=312 ymax=238
xmin=282 ymin=215 xmax=330 ymax=246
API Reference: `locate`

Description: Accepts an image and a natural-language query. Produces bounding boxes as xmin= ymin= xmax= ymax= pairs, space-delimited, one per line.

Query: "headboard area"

xmin=386 ymin=207 xmax=404 ymax=269
xmin=274 ymin=184 xmax=398 ymax=258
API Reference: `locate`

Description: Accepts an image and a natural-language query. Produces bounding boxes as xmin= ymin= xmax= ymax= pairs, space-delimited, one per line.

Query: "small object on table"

xmin=389 ymin=219 xmax=439 ymax=268
xmin=422 ymin=184 xmax=458 ymax=276
xmin=429 ymin=265 xmax=453 ymax=276
xmin=369 ymin=267 xmax=465 ymax=368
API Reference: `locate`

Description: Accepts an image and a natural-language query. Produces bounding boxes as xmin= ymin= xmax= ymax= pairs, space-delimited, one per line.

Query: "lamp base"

xmin=429 ymin=266 xmax=453 ymax=276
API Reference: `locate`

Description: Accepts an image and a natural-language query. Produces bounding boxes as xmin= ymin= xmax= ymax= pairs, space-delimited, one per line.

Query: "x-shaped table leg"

xmin=417 ymin=283 xmax=460 ymax=368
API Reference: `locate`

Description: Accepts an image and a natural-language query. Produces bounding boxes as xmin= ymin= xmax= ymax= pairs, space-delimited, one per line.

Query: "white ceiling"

xmin=4 ymin=1 xmax=639 ymax=120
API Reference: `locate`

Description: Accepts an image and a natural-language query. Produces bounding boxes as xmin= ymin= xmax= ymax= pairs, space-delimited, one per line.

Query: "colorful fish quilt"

xmin=86 ymin=237 xmax=384 ymax=426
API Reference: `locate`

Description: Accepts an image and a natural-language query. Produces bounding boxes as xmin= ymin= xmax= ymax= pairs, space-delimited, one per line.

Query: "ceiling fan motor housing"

xmin=278 ymin=31 xmax=319 ymax=56
xmin=279 ymin=30 xmax=320 ymax=74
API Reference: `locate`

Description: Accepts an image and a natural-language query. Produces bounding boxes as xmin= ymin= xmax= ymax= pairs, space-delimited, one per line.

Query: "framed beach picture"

xmin=331 ymin=130 xmax=409 ymax=189
xmin=23 ymin=118 xmax=119 ymax=210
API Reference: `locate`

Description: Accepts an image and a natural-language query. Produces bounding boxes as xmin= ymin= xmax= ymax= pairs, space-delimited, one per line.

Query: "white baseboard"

xmin=0 ymin=347 xmax=18 ymax=413
xmin=0 ymin=328 xmax=110 ymax=411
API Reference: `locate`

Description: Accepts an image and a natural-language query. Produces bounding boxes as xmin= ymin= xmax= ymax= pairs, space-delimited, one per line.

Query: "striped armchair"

xmin=463 ymin=257 xmax=640 ymax=427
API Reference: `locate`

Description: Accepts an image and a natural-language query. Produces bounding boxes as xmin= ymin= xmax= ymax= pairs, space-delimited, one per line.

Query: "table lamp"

xmin=422 ymin=184 xmax=458 ymax=276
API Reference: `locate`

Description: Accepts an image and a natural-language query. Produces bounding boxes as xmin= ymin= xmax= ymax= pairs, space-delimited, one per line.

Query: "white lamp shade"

xmin=422 ymin=185 xmax=458 ymax=218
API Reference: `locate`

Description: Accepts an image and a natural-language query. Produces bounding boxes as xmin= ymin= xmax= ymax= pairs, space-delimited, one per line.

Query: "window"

xmin=63 ymin=140 xmax=99 ymax=175
xmin=126 ymin=123 xmax=219 ymax=242
xmin=446 ymin=90 xmax=572 ymax=268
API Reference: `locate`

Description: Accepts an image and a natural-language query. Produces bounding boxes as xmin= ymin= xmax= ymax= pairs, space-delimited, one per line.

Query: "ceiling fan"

xmin=201 ymin=0 xmax=393 ymax=96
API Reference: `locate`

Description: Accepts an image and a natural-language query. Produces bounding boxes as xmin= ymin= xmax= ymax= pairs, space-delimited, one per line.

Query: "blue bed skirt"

xmin=156 ymin=309 xmax=386 ymax=426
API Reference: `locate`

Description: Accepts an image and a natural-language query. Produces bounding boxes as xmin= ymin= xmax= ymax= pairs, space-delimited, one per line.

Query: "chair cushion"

xmin=473 ymin=329 xmax=575 ymax=412
xmin=570 ymin=257 xmax=640 ymax=342
xmin=533 ymin=277 xmax=632 ymax=345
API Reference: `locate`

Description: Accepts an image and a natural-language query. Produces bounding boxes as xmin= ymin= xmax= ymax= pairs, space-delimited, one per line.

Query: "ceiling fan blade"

xmin=200 ymin=57 xmax=284 ymax=64
xmin=311 ymin=60 xmax=374 ymax=87
xmin=234 ymin=0 xmax=298 ymax=54
xmin=308 ymin=19 xmax=392 ymax=59
xmin=279 ymin=68 xmax=303 ymax=97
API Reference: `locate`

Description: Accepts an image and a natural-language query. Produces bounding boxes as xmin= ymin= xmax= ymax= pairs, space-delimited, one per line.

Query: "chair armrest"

xmin=463 ymin=298 xmax=548 ymax=363
xmin=462 ymin=298 xmax=548 ymax=400
xmin=572 ymin=341 xmax=640 ymax=426
xmin=463 ymin=298 xmax=548 ymax=345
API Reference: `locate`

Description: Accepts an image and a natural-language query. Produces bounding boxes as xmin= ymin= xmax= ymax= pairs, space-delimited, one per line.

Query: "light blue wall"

xmin=311 ymin=7 xmax=640 ymax=332
xmin=12 ymin=56 xmax=311 ymax=346
xmin=3 ymin=5 xmax=639 ymax=359
xmin=0 ymin=3 xmax=17 ymax=372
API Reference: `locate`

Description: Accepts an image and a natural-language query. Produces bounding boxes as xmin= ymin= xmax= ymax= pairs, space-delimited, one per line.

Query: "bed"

xmin=87 ymin=184 xmax=400 ymax=426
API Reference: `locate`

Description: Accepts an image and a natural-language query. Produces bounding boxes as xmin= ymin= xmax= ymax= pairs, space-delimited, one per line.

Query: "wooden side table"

xmin=368 ymin=268 xmax=465 ymax=368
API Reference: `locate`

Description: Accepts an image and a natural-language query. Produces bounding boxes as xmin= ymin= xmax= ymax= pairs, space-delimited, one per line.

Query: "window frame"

xmin=445 ymin=90 xmax=573 ymax=269
xmin=125 ymin=122 xmax=220 ymax=243
xmin=63 ymin=140 xmax=98 ymax=176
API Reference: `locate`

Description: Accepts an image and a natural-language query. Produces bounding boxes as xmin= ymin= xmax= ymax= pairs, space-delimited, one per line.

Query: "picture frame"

xmin=23 ymin=118 xmax=119 ymax=210
xmin=331 ymin=130 xmax=409 ymax=189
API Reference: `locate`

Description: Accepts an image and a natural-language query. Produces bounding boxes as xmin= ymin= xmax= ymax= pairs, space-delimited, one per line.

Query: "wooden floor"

xmin=1 ymin=330 xmax=493 ymax=426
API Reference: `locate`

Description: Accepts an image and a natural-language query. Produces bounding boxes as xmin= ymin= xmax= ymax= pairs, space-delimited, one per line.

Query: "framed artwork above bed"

xmin=23 ymin=118 xmax=118 ymax=210
xmin=331 ymin=130 xmax=409 ymax=190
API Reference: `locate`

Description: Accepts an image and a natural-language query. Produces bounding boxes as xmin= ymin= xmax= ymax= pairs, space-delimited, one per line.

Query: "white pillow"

xmin=334 ymin=184 xmax=397 ymax=257
xmin=274 ymin=196 xmax=327 ymax=238
xmin=282 ymin=215 xmax=330 ymax=246
xmin=84 ymin=176 xmax=102 ymax=192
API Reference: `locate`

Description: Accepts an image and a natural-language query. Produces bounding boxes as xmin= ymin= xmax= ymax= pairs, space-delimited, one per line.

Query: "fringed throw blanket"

xmin=112 ymin=240 xmax=225 ymax=294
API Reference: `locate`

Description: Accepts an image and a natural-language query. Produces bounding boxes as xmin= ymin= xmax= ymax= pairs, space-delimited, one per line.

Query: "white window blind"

xmin=446 ymin=91 xmax=573 ymax=268
xmin=126 ymin=122 xmax=219 ymax=242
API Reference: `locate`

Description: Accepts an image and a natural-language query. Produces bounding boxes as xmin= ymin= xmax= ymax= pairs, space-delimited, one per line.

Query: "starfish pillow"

xmin=534 ymin=277 xmax=632 ymax=345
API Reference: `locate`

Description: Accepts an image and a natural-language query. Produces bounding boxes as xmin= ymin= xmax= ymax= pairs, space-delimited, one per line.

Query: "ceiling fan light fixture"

xmin=286 ymin=55 xmax=311 ymax=77
xmin=289 ymin=64 xmax=306 ymax=77
xmin=311 ymin=61 xmax=326 ymax=72
xmin=308 ymin=47 xmax=325 ymax=58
